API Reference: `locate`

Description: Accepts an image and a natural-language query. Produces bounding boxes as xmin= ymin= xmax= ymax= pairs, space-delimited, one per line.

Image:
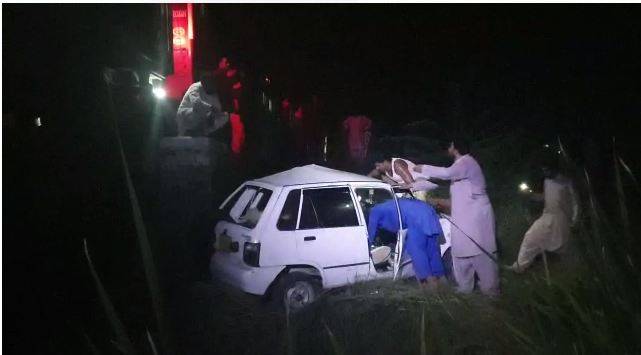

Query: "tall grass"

xmin=83 ymin=239 xmax=137 ymax=355
xmin=89 ymin=69 xmax=169 ymax=354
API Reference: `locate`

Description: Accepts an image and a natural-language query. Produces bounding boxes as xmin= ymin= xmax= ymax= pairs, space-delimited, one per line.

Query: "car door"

xmin=353 ymin=185 xmax=410 ymax=279
xmin=294 ymin=186 xmax=370 ymax=288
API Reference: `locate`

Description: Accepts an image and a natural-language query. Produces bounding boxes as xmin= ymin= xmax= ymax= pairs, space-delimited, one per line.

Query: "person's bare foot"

xmin=504 ymin=263 xmax=526 ymax=274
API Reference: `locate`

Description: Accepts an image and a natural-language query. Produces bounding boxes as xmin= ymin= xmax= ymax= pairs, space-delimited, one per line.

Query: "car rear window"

xmin=221 ymin=185 xmax=273 ymax=229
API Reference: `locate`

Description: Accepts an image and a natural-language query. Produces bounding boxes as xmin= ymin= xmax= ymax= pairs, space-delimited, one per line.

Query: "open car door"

xmin=391 ymin=190 xmax=407 ymax=280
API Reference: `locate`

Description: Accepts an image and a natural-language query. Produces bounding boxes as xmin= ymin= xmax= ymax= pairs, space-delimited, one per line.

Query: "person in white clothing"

xmin=414 ymin=139 xmax=499 ymax=296
xmin=368 ymin=157 xmax=439 ymax=201
xmin=507 ymin=160 xmax=579 ymax=273
xmin=176 ymin=73 xmax=229 ymax=137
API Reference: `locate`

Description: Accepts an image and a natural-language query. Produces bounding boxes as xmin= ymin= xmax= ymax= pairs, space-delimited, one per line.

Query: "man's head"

xmin=201 ymin=73 xmax=216 ymax=95
xmin=541 ymin=154 xmax=560 ymax=179
xmin=218 ymin=57 xmax=230 ymax=70
xmin=374 ymin=158 xmax=393 ymax=174
xmin=447 ymin=137 xmax=471 ymax=159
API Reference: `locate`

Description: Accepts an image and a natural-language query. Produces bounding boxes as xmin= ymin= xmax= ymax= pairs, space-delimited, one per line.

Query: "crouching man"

xmin=368 ymin=198 xmax=444 ymax=290
xmin=176 ymin=72 xmax=229 ymax=137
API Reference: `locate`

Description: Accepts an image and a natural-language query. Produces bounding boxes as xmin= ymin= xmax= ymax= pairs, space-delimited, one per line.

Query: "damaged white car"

xmin=210 ymin=164 xmax=451 ymax=310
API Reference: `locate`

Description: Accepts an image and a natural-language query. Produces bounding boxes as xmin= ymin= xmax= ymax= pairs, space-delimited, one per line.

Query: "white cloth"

xmin=388 ymin=158 xmax=438 ymax=192
xmin=453 ymin=253 xmax=499 ymax=296
xmin=418 ymin=155 xmax=496 ymax=258
xmin=176 ymin=82 xmax=228 ymax=136
xmin=513 ymin=177 xmax=579 ymax=269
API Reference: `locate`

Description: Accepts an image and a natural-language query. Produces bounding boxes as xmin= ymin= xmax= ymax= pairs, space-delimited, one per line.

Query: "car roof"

xmin=253 ymin=164 xmax=383 ymax=187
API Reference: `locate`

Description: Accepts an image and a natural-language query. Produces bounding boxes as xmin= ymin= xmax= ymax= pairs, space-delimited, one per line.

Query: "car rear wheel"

xmin=275 ymin=272 xmax=321 ymax=313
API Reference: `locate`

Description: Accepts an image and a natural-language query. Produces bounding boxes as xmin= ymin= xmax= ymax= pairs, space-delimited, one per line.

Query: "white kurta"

xmin=176 ymin=82 xmax=228 ymax=136
xmin=513 ymin=177 xmax=579 ymax=269
xmin=418 ymin=155 xmax=496 ymax=258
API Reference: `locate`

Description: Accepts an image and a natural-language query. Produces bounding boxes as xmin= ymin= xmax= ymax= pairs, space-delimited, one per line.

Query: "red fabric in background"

xmin=343 ymin=115 xmax=372 ymax=162
xmin=230 ymin=113 xmax=245 ymax=154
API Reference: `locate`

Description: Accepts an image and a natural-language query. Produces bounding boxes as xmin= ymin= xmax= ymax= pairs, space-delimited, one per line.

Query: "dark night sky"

xmin=207 ymin=5 xmax=640 ymax=130
xmin=3 ymin=4 xmax=640 ymax=138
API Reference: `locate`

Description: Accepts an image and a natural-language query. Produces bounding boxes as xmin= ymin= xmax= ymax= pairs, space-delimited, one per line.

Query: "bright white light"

xmin=152 ymin=87 xmax=166 ymax=99
xmin=34 ymin=117 xmax=42 ymax=127
xmin=519 ymin=182 xmax=530 ymax=192
xmin=543 ymin=144 xmax=550 ymax=148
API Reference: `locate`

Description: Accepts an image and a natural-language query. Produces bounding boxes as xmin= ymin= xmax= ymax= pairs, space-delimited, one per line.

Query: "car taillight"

xmin=243 ymin=242 xmax=261 ymax=267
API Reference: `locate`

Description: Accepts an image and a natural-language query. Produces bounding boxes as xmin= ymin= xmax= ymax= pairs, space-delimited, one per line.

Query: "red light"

xmin=166 ymin=3 xmax=194 ymax=100
xmin=187 ymin=3 xmax=194 ymax=40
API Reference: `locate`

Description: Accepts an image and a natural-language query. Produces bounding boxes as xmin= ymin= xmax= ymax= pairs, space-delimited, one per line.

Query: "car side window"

xmin=299 ymin=187 xmax=359 ymax=229
xmin=355 ymin=188 xmax=395 ymax=223
xmin=277 ymin=189 xmax=301 ymax=231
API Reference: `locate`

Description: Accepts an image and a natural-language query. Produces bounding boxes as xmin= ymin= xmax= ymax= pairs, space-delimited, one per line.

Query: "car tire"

xmin=273 ymin=272 xmax=321 ymax=313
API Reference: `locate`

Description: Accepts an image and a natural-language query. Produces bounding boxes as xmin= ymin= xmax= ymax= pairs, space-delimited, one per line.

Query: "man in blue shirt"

xmin=368 ymin=198 xmax=445 ymax=289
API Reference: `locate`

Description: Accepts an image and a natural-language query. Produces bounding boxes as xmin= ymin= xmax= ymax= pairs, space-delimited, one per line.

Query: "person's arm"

xmin=414 ymin=160 xmax=468 ymax=181
xmin=427 ymin=198 xmax=451 ymax=214
xmin=381 ymin=174 xmax=398 ymax=185
xmin=367 ymin=167 xmax=398 ymax=185
xmin=367 ymin=168 xmax=381 ymax=178
xmin=211 ymin=112 xmax=230 ymax=131
xmin=410 ymin=180 xmax=439 ymax=192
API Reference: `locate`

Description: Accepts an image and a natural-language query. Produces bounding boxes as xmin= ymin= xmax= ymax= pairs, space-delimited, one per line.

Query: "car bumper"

xmin=210 ymin=253 xmax=285 ymax=296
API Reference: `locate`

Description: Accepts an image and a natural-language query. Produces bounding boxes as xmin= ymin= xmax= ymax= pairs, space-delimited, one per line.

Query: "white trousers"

xmin=453 ymin=253 xmax=499 ymax=296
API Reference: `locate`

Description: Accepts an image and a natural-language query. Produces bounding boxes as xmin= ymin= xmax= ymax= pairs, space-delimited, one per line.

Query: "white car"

xmin=210 ymin=164 xmax=451 ymax=310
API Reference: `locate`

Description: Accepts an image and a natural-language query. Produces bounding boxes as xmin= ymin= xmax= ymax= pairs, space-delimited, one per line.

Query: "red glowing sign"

xmin=165 ymin=3 xmax=194 ymax=100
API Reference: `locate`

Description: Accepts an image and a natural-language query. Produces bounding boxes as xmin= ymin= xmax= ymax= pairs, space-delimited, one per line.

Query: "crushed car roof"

xmin=254 ymin=164 xmax=381 ymax=187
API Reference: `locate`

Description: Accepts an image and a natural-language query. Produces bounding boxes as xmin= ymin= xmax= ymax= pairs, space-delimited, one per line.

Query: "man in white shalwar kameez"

xmin=414 ymin=139 xmax=499 ymax=296
xmin=176 ymin=73 xmax=229 ymax=137
xmin=508 ymin=164 xmax=579 ymax=272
